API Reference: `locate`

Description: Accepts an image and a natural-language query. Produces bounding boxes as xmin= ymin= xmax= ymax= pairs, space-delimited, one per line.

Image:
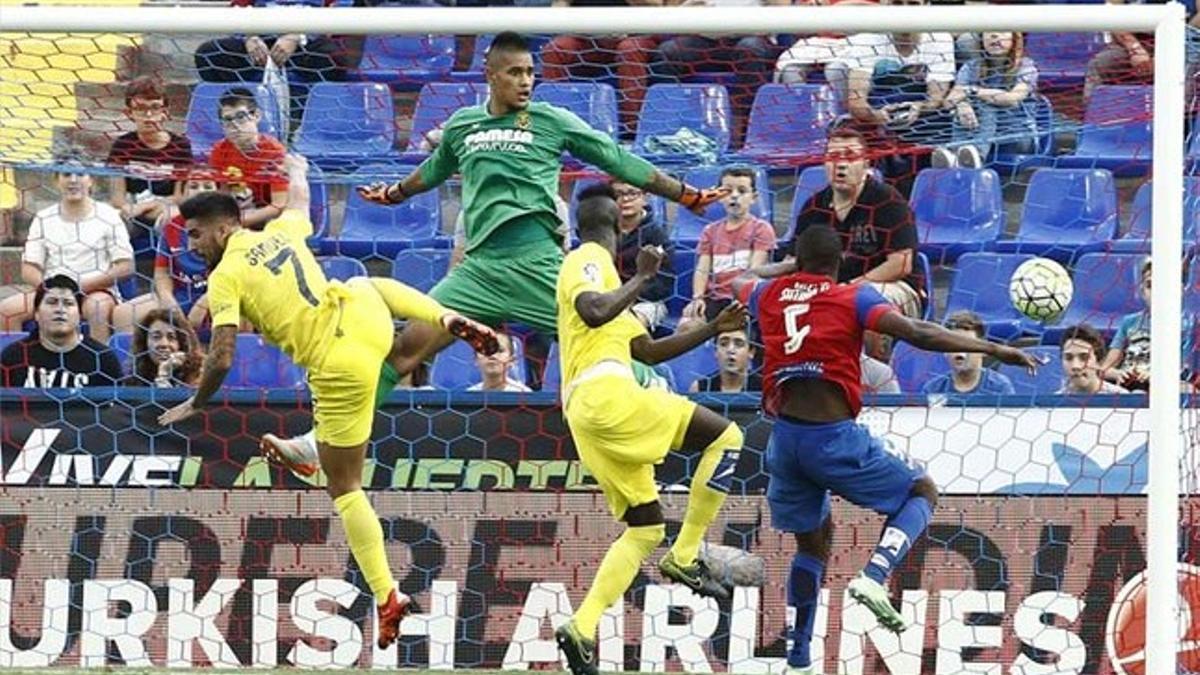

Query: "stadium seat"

xmin=542 ymin=341 xmax=561 ymax=392
xmin=997 ymin=345 xmax=1063 ymax=396
xmin=633 ymin=84 xmax=731 ymax=163
xmin=1058 ymin=86 xmax=1153 ymax=176
xmin=569 ymin=179 xmax=666 ymax=236
xmin=430 ymin=336 xmax=526 ymax=390
xmin=535 ymin=82 xmax=618 ymax=139
xmin=1111 ymin=178 xmax=1200 ymax=253
xmin=672 ymin=164 xmax=772 ymax=247
xmin=1048 ymin=253 xmax=1145 ymax=339
xmin=293 ymin=83 xmax=397 ymax=169
xmin=404 ymin=82 xmax=491 ymax=157
xmin=1189 ymin=255 xmax=1200 ymax=316
xmin=910 ymin=168 xmax=1004 ymax=263
xmin=944 ymin=252 xmax=1039 ymax=340
xmin=1023 ymin=32 xmax=1105 ymax=90
xmin=668 ymin=248 xmax=698 ymax=317
xmin=324 ymin=165 xmax=445 ymax=257
xmin=391 ymin=248 xmax=451 ymax=294
xmin=733 ymin=84 xmax=840 ymax=163
xmin=0 ymin=332 xmax=24 ymax=353
xmin=664 ymin=344 xmax=719 ymax=392
xmin=890 ymin=340 xmax=951 ymax=394
xmin=991 ymin=95 xmax=1057 ymax=175
xmin=318 ymin=256 xmax=367 ymax=282
xmin=992 ymin=168 xmax=1118 ymax=262
xmin=226 ymin=334 xmax=306 ymax=389
xmin=108 ymin=333 xmax=135 ymax=376
xmin=916 ymin=251 xmax=934 ymax=321
xmin=307 ymin=164 xmax=330 ymax=241
xmin=353 ymin=35 xmax=456 ymax=88
xmin=186 ymin=83 xmax=283 ymax=159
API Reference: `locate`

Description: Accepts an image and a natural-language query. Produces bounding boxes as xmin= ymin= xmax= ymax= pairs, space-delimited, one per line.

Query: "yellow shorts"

xmin=565 ymin=375 xmax=697 ymax=519
xmin=307 ymin=279 xmax=395 ymax=448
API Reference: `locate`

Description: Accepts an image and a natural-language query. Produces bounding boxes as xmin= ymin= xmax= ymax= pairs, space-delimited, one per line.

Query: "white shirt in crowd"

xmin=22 ymin=202 xmax=133 ymax=298
xmin=467 ymin=379 xmax=533 ymax=393
xmin=861 ymin=353 xmax=900 ymax=394
xmin=839 ymin=32 xmax=957 ymax=81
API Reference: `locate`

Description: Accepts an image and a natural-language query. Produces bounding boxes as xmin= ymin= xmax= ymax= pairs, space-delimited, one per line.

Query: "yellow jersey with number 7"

xmin=205 ymin=209 xmax=334 ymax=369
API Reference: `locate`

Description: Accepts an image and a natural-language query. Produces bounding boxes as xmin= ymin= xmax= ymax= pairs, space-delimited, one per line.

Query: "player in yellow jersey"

xmin=553 ymin=183 xmax=749 ymax=675
xmin=156 ymin=154 xmax=499 ymax=650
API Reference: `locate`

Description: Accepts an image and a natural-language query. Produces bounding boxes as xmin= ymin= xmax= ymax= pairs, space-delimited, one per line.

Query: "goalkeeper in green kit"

xmin=260 ymin=31 xmax=727 ymax=465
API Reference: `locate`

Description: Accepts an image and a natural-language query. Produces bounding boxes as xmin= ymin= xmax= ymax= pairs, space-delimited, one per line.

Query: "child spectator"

xmin=129 ymin=306 xmax=204 ymax=387
xmin=681 ymin=166 xmax=775 ymax=331
xmin=691 ymin=326 xmax=761 ymax=393
xmin=468 ymin=333 xmax=531 ymax=392
xmin=0 ymin=169 xmax=133 ymax=343
xmin=209 ymin=87 xmax=288 ymax=228
xmin=106 ymin=76 xmax=193 ymax=245
xmin=611 ymin=180 xmax=673 ymax=331
xmin=1059 ymin=323 xmax=1128 ymax=395
xmin=1098 ymin=259 xmax=1195 ymax=392
xmin=922 ymin=310 xmax=1016 ymax=394
xmin=0 ymin=276 xmax=123 ymax=388
xmin=931 ymin=31 xmax=1038 ymax=168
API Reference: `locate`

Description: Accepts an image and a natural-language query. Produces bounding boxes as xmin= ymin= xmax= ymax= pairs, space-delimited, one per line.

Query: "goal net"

xmin=0 ymin=3 xmax=1195 ymax=673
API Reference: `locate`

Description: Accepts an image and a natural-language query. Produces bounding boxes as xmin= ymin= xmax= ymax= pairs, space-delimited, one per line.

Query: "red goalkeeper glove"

xmin=679 ymin=184 xmax=730 ymax=216
xmin=442 ymin=314 xmax=501 ymax=356
xmin=357 ymin=181 xmax=407 ymax=206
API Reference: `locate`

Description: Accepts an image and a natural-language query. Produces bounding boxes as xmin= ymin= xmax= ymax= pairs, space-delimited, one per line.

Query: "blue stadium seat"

xmin=672 ymin=164 xmax=772 ymax=247
xmin=325 ymin=165 xmax=445 ymax=257
xmin=430 ymin=335 xmax=526 ymax=390
xmin=535 ymin=82 xmax=618 ymax=139
xmin=0 ymin=332 xmax=24 ymax=353
xmin=307 ymin=164 xmax=330 ymax=240
xmin=108 ymin=333 xmax=135 ymax=376
xmin=1023 ymin=32 xmax=1105 ymax=90
xmin=734 ymin=84 xmax=840 ymax=163
xmin=318 ymin=256 xmax=367 ymax=282
xmin=293 ymin=83 xmax=397 ymax=169
xmin=391 ymin=248 xmax=451 ymax=294
xmin=890 ymin=340 xmax=951 ymax=394
xmin=668 ymin=248 xmax=698 ymax=317
xmin=916 ymin=251 xmax=934 ymax=321
xmin=226 ymin=334 xmax=306 ymax=389
xmin=991 ymin=95 xmax=1057 ymax=174
xmin=998 ymin=345 xmax=1063 ymax=396
xmin=664 ymin=344 xmax=719 ymax=392
xmin=944 ymin=252 xmax=1038 ymax=340
xmin=1189 ymin=255 xmax=1200 ymax=316
xmin=992 ymin=168 xmax=1118 ymax=262
xmin=186 ymin=83 xmax=282 ymax=159
xmin=910 ymin=168 xmax=1004 ymax=263
xmin=1049 ymin=253 xmax=1145 ymax=340
xmin=633 ymin=84 xmax=731 ymax=162
xmin=353 ymin=35 xmax=456 ymax=88
xmin=1111 ymin=178 xmax=1200 ymax=253
xmin=542 ymin=341 xmax=561 ymax=392
xmin=1057 ymin=86 xmax=1153 ymax=176
xmin=569 ymin=180 xmax=666 ymax=236
xmin=404 ymin=82 xmax=491 ymax=157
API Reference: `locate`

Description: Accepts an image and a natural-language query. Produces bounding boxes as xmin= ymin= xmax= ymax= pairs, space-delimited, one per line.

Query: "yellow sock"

xmin=369 ymin=277 xmax=450 ymax=327
xmin=672 ymin=423 xmax=744 ymax=567
xmin=334 ymin=490 xmax=393 ymax=604
xmin=575 ymin=524 xmax=664 ymax=637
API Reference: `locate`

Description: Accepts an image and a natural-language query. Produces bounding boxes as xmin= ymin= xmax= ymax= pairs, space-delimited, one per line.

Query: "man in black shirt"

xmin=691 ymin=326 xmax=761 ymax=393
xmin=611 ymin=180 xmax=674 ymax=331
xmin=0 ymin=276 xmax=123 ymax=389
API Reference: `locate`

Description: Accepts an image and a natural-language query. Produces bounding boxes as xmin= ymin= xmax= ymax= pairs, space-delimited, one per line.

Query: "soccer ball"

xmin=1009 ymin=257 xmax=1073 ymax=321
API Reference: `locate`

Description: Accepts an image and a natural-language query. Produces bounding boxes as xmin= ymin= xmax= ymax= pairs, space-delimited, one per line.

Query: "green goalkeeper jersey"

xmin=419 ymin=101 xmax=656 ymax=253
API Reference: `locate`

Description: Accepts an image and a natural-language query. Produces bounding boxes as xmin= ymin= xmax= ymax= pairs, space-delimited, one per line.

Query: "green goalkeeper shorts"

xmin=429 ymin=243 xmax=561 ymax=336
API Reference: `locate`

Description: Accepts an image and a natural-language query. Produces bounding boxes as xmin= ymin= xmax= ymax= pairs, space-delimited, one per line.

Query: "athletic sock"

xmin=334 ymin=490 xmax=394 ymax=604
xmin=863 ymin=495 xmax=933 ymax=584
xmin=671 ymin=423 xmax=743 ymax=567
xmin=788 ymin=553 xmax=825 ymax=669
xmin=574 ymin=524 xmax=664 ymax=637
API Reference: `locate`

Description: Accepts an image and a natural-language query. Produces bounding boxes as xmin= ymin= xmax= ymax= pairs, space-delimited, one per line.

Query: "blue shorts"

xmin=766 ymin=417 xmax=925 ymax=534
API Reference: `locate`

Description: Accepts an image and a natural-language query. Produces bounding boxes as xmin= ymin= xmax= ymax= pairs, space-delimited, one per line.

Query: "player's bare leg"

xmin=658 ymin=405 xmax=744 ymax=601
xmin=319 ymin=439 xmax=410 ymax=649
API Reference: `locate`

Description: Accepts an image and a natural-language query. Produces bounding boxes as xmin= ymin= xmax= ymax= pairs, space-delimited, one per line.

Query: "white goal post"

xmin=2 ymin=3 xmax=1190 ymax=673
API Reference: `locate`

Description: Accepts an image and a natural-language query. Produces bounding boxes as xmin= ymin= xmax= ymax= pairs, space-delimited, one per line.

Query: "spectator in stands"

xmin=0 ymin=276 xmax=123 ymax=388
xmin=209 ymin=87 xmax=289 ymax=229
xmin=680 ymin=166 xmax=775 ymax=332
xmin=1059 ymin=323 xmax=1128 ymax=395
xmin=128 ymin=306 xmax=204 ymax=387
xmin=930 ymin=31 xmax=1038 ymax=168
xmin=540 ymin=0 xmax=660 ymax=139
xmin=468 ymin=333 xmax=532 ymax=392
xmin=861 ymin=352 xmax=900 ymax=393
xmin=691 ymin=326 xmax=761 ymax=393
xmin=0 ymin=168 xmax=133 ymax=344
xmin=611 ymin=180 xmax=673 ymax=331
xmin=1083 ymin=0 xmax=1161 ymax=100
xmin=656 ymin=0 xmax=789 ymax=145
xmin=921 ymin=310 xmax=1016 ymax=394
xmin=774 ymin=0 xmax=879 ymax=95
xmin=107 ymin=76 xmax=194 ymax=247
xmin=791 ymin=127 xmax=923 ymax=318
xmin=112 ymin=169 xmax=219 ymax=334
